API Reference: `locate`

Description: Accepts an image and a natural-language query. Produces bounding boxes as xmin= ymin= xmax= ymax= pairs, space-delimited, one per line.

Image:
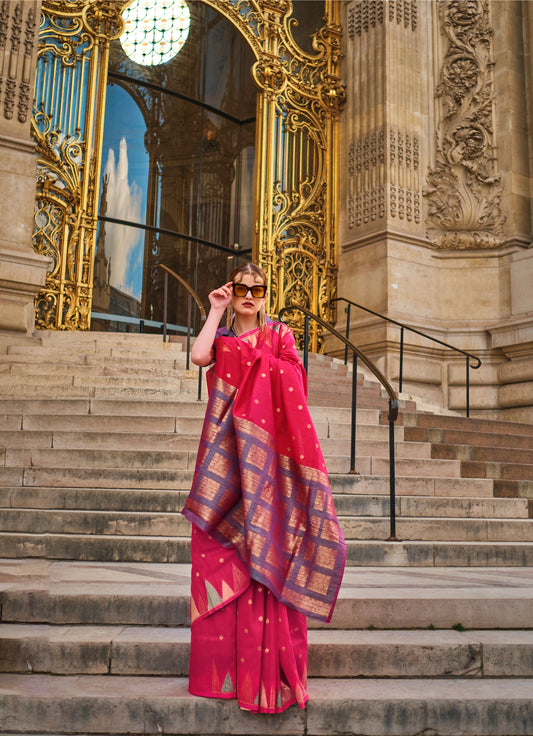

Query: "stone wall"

xmin=335 ymin=0 xmax=533 ymax=421
xmin=0 ymin=0 xmax=49 ymax=336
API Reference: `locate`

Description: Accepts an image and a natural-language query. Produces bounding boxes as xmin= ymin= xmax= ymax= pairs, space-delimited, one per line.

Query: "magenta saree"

xmin=182 ymin=321 xmax=345 ymax=712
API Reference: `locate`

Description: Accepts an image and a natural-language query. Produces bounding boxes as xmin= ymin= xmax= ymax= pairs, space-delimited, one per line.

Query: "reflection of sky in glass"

xmin=100 ymin=85 xmax=148 ymax=301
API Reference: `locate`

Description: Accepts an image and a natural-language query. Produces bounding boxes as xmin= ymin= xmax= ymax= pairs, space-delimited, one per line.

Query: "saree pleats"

xmin=190 ymin=526 xmax=308 ymax=713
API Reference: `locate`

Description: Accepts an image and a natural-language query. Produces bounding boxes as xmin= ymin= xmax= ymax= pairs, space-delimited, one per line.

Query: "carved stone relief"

xmin=0 ymin=1 xmax=36 ymax=124
xmin=424 ymin=0 xmax=505 ymax=249
xmin=348 ymin=126 xmax=420 ymax=228
xmin=348 ymin=0 xmax=417 ymax=39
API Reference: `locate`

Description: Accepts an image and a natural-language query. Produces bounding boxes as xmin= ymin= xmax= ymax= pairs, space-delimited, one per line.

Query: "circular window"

xmin=121 ymin=0 xmax=191 ymax=66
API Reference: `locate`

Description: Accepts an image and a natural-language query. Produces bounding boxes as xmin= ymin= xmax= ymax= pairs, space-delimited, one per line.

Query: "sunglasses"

xmin=232 ymin=282 xmax=267 ymax=298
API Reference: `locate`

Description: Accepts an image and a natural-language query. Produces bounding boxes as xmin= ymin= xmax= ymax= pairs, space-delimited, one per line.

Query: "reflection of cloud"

xmin=104 ymin=138 xmax=143 ymax=297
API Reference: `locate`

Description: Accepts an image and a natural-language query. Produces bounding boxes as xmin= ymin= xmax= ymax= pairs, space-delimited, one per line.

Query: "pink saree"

xmin=182 ymin=321 xmax=345 ymax=712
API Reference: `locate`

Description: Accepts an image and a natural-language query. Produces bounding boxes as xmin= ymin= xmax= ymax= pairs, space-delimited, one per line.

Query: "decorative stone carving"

xmin=0 ymin=2 xmax=37 ymax=123
xmin=348 ymin=0 xmax=416 ymax=39
xmin=348 ymin=0 xmax=384 ymax=39
xmin=18 ymin=6 xmax=35 ymax=123
xmin=348 ymin=126 xmax=420 ymax=228
xmin=424 ymin=0 xmax=505 ymax=249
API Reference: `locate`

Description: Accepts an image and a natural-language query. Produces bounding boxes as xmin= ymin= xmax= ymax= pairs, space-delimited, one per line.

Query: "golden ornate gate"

xmin=32 ymin=0 xmax=343 ymax=348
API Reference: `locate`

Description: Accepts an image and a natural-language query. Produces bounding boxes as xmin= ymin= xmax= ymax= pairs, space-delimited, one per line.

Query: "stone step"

xmin=2 ymin=486 xmax=526 ymax=518
xmin=0 ymin=674 xmax=531 ymax=736
xmin=0 ymin=430 xmax=203 ymax=452
xmin=1 ymin=508 xmax=529 ymax=541
xmin=400 ymin=410 xmax=533 ymax=438
xmin=3 ymin=448 xmax=194 ymax=470
xmin=0 ymin=384 xmax=200 ymax=401
xmin=3 ymin=503 xmax=531 ymax=541
xmin=0 ymin=428 xmax=420 ymax=457
xmin=0 ymin=398 xmax=209 ymax=417
xmin=433 ymin=443 xmax=533 ymax=465
xmin=0 ymin=486 xmax=190 ymax=511
xmin=405 ymin=424 xmax=533 ymax=450
xmin=371 ymin=457 xmax=461 ymax=477
xmin=2 ymin=415 xmax=398 ymax=442
xmin=2 ymin=623 xmax=532 ymax=678
xmin=462 ymin=460 xmax=533 ymax=481
xmin=0 ymin=398 xmax=382 ymax=427
xmin=2 ymin=563 xmax=532 ymax=629
xmin=1 ymin=532 xmax=532 ymax=566
xmin=4 ymin=447 xmax=461 ymax=475
xmin=0 ymin=466 xmax=497 ymax=497
xmin=0 ymin=355 xmax=190 ymax=373
xmin=0 ymin=373 xmax=197 ymax=390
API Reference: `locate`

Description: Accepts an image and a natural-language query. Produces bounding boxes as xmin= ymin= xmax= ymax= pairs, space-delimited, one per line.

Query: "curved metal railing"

xmin=331 ymin=297 xmax=481 ymax=417
xmin=151 ymin=264 xmax=206 ymax=399
xmin=279 ymin=304 xmax=399 ymax=541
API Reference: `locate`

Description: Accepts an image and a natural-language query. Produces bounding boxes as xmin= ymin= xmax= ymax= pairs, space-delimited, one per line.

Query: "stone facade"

xmin=336 ymin=0 xmax=533 ymax=421
xmin=0 ymin=0 xmax=50 ymax=335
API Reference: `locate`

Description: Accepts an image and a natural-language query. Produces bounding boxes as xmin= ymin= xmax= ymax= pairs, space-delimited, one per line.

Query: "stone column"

xmin=336 ymin=0 xmax=434 ymax=393
xmin=0 ymin=0 xmax=50 ymax=335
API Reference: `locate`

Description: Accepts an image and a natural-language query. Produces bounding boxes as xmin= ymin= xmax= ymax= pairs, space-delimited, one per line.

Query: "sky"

xmin=99 ymin=84 xmax=149 ymax=302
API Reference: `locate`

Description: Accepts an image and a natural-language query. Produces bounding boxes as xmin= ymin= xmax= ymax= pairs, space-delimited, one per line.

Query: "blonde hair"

xmin=226 ymin=262 xmax=268 ymax=331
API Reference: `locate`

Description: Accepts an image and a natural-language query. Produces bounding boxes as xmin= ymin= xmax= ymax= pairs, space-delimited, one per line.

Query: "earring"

xmin=259 ymin=303 xmax=266 ymax=330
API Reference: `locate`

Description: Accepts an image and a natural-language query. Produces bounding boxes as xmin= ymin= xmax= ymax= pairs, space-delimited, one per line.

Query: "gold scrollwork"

xmin=32 ymin=0 xmax=342 ymax=343
xmin=32 ymin=0 xmax=125 ymax=330
xmin=252 ymin=55 xmax=286 ymax=94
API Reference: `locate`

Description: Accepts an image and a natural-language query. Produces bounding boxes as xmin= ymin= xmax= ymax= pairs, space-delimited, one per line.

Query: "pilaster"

xmin=0 ymin=0 xmax=50 ymax=334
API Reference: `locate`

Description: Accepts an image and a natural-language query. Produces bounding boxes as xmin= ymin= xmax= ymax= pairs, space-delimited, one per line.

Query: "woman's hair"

xmin=226 ymin=262 xmax=268 ymax=331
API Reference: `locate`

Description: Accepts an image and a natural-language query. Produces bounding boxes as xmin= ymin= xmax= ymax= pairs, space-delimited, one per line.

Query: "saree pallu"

xmin=183 ymin=322 xmax=346 ymax=712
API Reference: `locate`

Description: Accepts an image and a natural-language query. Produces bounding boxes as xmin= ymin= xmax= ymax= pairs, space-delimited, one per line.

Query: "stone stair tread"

xmin=2 ymin=487 xmax=527 ymax=518
xmin=3 ymin=562 xmax=533 ymax=628
xmin=1 ymin=509 xmax=530 ymax=541
xmin=0 ymin=673 xmax=532 ymax=736
xmin=433 ymin=442 xmax=533 ymax=464
xmin=406 ymin=425 xmax=533 ymax=450
xmin=2 ymin=623 xmax=532 ymax=678
xmin=2 ymin=533 xmax=533 ymax=566
xmin=0 ymin=398 xmax=208 ymax=416
xmin=401 ymin=410 xmax=533 ymax=437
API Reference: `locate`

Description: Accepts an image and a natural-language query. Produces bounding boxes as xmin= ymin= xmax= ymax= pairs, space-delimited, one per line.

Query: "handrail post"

xmin=163 ymin=271 xmax=168 ymax=343
xmin=350 ymin=352 xmax=357 ymax=473
xmin=186 ymin=294 xmax=192 ymax=371
xmin=399 ymin=326 xmax=404 ymax=394
xmin=304 ymin=315 xmax=309 ymax=373
xmin=344 ymin=303 xmax=351 ymax=366
xmin=466 ymin=357 xmax=470 ymax=418
xmin=388 ymin=399 xmax=397 ymax=540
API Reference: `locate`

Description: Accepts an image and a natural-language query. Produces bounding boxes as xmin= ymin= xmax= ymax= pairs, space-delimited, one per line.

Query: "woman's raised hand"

xmin=208 ymin=281 xmax=233 ymax=311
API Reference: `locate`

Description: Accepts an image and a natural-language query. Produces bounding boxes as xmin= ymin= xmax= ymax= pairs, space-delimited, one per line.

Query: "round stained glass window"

xmin=121 ymin=0 xmax=191 ymax=66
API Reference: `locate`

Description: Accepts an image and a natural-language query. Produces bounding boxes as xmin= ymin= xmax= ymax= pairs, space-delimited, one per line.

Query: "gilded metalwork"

xmin=32 ymin=0 xmax=124 ymax=330
xmin=32 ymin=1 xmax=342 ymax=344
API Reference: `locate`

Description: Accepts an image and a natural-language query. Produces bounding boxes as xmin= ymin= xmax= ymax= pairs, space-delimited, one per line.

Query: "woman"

xmin=182 ymin=263 xmax=345 ymax=713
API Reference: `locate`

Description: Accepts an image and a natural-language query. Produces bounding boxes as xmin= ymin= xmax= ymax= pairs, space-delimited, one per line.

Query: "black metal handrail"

xmin=331 ymin=297 xmax=482 ymax=418
xmin=279 ymin=304 xmax=399 ymax=541
xmin=151 ymin=265 xmax=206 ymax=400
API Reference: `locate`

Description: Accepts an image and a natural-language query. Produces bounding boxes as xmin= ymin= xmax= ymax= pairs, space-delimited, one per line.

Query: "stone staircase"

xmin=0 ymin=330 xmax=532 ymax=735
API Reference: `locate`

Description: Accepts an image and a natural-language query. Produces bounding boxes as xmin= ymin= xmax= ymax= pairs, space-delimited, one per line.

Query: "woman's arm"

xmin=191 ymin=282 xmax=233 ymax=367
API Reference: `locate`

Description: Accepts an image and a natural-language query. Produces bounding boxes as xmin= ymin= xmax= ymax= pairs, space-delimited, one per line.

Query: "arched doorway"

xmin=31 ymin=0 xmax=343 ymax=350
xmin=92 ymin=1 xmax=257 ymax=335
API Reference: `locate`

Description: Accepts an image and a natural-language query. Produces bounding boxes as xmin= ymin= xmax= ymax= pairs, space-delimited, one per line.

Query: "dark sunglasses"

xmin=232 ymin=282 xmax=267 ymax=298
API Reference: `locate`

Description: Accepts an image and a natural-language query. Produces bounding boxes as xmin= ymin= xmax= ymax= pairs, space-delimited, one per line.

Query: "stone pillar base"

xmin=0 ymin=244 xmax=51 ymax=334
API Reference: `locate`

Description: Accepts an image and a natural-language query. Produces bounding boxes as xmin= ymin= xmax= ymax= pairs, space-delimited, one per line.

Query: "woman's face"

xmin=232 ymin=272 xmax=267 ymax=319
